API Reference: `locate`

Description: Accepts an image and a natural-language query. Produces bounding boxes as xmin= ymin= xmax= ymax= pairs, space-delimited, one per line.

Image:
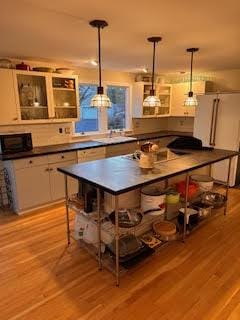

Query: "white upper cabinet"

xmin=0 ymin=69 xmax=19 ymax=125
xmin=50 ymin=74 xmax=80 ymax=122
xmin=132 ymin=82 xmax=172 ymax=118
xmin=0 ymin=69 xmax=80 ymax=125
xmin=170 ymin=81 xmax=213 ymax=117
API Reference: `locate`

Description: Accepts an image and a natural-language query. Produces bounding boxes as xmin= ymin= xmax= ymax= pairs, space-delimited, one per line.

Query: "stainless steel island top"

xmin=58 ymin=148 xmax=239 ymax=195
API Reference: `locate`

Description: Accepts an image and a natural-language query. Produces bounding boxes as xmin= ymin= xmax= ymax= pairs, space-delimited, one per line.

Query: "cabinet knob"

xmin=29 ymin=160 xmax=33 ymax=164
xmin=61 ymin=155 xmax=65 ymax=159
xmin=45 ymin=168 xmax=49 ymax=172
xmin=13 ymin=117 xmax=18 ymax=121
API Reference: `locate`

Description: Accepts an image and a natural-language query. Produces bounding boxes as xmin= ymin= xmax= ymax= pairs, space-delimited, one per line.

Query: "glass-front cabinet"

xmin=133 ymin=82 xmax=172 ymax=118
xmin=16 ymin=73 xmax=49 ymax=120
xmin=155 ymin=85 xmax=171 ymax=116
xmin=52 ymin=76 xmax=78 ymax=119
xmin=13 ymin=70 xmax=79 ymax=123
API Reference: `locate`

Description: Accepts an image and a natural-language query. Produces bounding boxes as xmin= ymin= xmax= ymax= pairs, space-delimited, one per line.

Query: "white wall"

xmin=0 ymin=123 xmax=73 ymax=146
xmin=132 ymin=118 xmax=168 ymax=134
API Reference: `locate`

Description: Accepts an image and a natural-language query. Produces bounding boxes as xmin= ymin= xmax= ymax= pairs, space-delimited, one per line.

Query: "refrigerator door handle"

xmin=209 ymin=98 xmax=216 ymax=146
xmin=212 ymin=98 xmax=220 ymax=146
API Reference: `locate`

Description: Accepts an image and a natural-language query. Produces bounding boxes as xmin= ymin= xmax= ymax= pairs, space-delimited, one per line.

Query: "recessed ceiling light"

xmin=90 ymin=59 xmax=98 ymax=66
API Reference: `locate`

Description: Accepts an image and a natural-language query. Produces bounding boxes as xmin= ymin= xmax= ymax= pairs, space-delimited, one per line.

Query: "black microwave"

xmin=0 ymin=133 xmax=33 ymax=154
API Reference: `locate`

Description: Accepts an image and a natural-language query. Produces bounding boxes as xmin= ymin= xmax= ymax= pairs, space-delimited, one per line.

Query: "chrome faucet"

xmin=109 ymin=128 xmax=114 ymax=138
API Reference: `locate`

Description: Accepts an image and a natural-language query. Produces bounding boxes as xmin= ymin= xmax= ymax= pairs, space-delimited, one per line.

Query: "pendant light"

xmin=184 ymin=48 xmax=199 ymax=107
xmin=89 ymin=20 xmax=111 ymax=108
xmin=143 ymin=37 xmax=162 ymax=107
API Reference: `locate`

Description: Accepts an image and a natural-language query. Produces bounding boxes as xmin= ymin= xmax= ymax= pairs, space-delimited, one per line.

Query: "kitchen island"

xmin=58 ymin=148 xmax=239 ymax=286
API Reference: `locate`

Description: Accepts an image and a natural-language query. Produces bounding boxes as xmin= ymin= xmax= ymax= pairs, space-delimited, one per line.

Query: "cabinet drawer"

xmin=14 ymin=156 xmax=48 ymax=170
xmin=48 ymin=151 xmax=77 ymax=164
xmin=77 ymin=147 xmax=106 ymax=159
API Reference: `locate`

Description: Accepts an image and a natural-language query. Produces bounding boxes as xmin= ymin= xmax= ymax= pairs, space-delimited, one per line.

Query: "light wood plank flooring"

xmin=1 ymin=188 xmax=240 ymax=320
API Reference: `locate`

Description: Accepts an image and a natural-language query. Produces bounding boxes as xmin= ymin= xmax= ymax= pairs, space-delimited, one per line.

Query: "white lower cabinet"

xmin=4 ymin=151 xmax=78 ymax=214
xmin=49 ymin=160 xmax=78 ymax=201
xmin=15 ymin=164 xmax=51 ymax=211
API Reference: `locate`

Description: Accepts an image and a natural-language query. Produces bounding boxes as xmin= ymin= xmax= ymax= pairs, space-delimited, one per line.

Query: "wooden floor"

xmin=1 ymin=189 xmax=240 ymax=320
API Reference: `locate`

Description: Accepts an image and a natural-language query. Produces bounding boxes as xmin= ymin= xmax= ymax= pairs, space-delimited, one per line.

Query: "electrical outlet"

xmin=65 ymin=127 xmax=71 ymax=134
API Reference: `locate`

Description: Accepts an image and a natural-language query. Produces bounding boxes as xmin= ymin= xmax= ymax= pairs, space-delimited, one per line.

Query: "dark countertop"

xmin=0 ymin=131 xmax=191 ymax=161
xmin=58 ymin=149 xmax=239 ymax=195
xmin=0 ymin=141 xmax=105 ymax=161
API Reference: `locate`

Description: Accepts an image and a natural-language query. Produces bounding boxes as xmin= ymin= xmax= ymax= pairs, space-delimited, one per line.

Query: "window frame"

xmin=73 ymin=81 xmax=100 ymax=136
xmin=72 ymin=81 xmax=132 ymax=136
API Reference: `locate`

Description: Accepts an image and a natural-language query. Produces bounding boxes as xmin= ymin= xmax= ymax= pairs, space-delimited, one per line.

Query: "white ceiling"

xmin=1 ymin=0 xmax=240 ymax=73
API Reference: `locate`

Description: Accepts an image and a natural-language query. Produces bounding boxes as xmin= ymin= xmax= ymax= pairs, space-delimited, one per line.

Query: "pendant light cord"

xmin=190 ymin=51 xmax=193 ymax=92
xmin=151 ymin=41 xmax=156 ymax=92
xmin=98 ymin=26 xmax=102 ymax=88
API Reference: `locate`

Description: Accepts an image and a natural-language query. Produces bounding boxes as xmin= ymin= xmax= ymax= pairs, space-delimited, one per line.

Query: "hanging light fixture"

xmin=89 ymin=20 xmax=111 ymax=108
xmin=143 ymin=37 xmax=162 ymax=107
xmin=184 ymin=48 xmax=199 ymax=106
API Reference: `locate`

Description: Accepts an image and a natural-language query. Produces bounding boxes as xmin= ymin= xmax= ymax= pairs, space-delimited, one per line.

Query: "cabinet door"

xmin=171 ymin=81 xmax=206 ymax=117
xmin=15 ymin=165 xmax=51 ymax=211
xmin=50 ymin=75 xmax=79 ymax=121
xmin=14 ymin=71 xmax=50 ymax=122
xmin=49 ymin=160 xmax=78 ymax=201
xmin=0 ymin=69 xmax=19 ymax=125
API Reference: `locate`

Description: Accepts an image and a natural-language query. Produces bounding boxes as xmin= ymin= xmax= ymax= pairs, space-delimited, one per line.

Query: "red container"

xmin=176 ymin=180 xmax=198 ymax=199
xmin=16 ymin=62 xmax=31 ymax=71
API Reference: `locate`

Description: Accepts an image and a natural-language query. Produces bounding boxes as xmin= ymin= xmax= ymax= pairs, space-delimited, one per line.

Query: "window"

xmin=107 ymin=86 xmax=127 ymax=130
xmin=75 ymin=84 xmax=99 ymax=133
xmin=74 ymin=83 xmax=131 ymax=134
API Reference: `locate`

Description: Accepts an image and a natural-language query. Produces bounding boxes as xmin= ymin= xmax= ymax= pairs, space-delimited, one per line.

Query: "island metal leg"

xmin=209 ymin=164 xmax=212 ymax=177
xmin=114 ymin=195 xmax=120 ymax=287
xmin=224 ymin=157 xmax=232 ymax=215
xmin=64 ymin=175 xmax=71 ymax=246
xmin=97 ymin=188 xmax=102 ymax=270
xmin=183 ymin=172 xmax=190 ymax=241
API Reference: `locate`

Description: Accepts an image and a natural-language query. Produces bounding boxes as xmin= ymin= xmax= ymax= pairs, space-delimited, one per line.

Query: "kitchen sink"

xmin=93 ymin=136 xmax=137 ymax=144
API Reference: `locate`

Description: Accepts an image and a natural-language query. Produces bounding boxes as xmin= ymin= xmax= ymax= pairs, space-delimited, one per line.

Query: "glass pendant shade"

xmin=184 ymin=92 xmax=198 ymax=106
xmin=91 ymin=93 xmax=111 ymax=108
xmin=184 ymin=96 xmax=198 ymax=106
xmin=143 ymin=95 xmax=161 ymax=107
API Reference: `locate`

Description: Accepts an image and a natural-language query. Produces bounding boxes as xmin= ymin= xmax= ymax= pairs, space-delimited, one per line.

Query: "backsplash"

xmin=132 ymin=118 xmax=168 ymax=134
xmin=0 ymin=123 xmax=72 ymax=147
xmin=167 ymin=117 xmax=194 ymax=132
xmin=132 ymin=117 xmax=193 ymax=134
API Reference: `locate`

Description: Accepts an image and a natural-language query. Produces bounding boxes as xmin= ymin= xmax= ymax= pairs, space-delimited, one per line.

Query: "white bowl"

xmin=56 ymin=68 xmax=75 ymax=75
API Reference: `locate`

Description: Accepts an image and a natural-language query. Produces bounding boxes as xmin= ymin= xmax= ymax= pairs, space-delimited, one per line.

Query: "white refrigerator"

xmin=194 ymin=93 xmax=240 ymax=186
